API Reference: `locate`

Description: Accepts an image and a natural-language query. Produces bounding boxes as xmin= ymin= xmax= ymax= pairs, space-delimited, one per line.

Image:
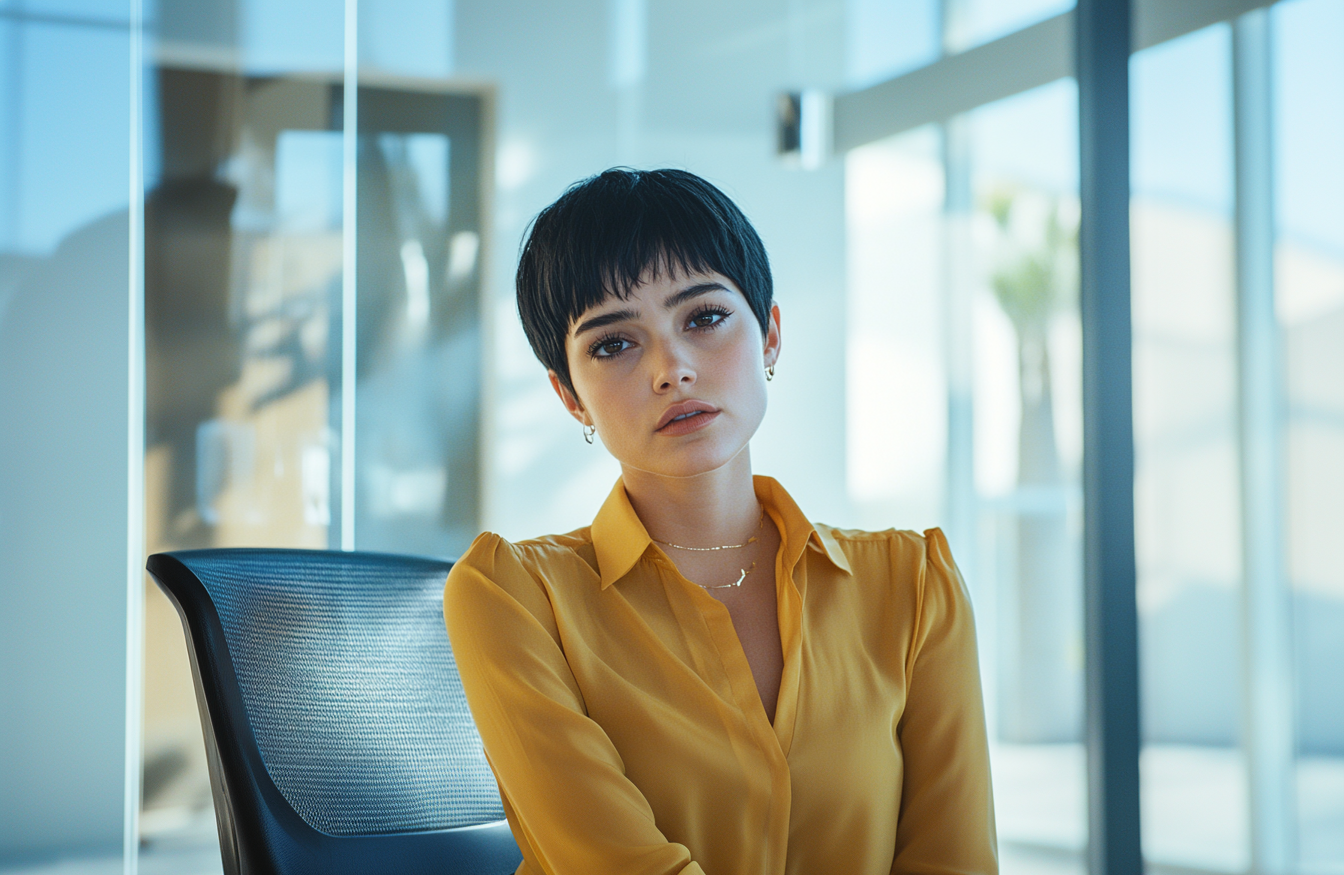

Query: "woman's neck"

xmin=621 ymin=448 xmax=761 ymax=549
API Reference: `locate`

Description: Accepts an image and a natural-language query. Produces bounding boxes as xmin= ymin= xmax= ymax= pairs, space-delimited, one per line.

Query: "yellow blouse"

xmin=444 ymin=476 xmax=996 ymax=875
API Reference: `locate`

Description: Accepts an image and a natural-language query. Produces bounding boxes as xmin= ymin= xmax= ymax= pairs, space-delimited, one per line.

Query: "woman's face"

xmin=549 ymin=269 xmax=781 ymax=479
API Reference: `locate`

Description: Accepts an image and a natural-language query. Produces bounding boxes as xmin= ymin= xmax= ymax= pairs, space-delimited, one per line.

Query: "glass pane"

xmin=847 ymin=80 xmax=1085 ymax=875
xmin=238 ymin=0 xmax=343 ymax=73
xmin=141 ymin=0 xmax=345 ymax=857
xmin=360 ymin=0 xmax=454 ymax=78
xmin=353 ymin=90 xmax=486 ymax=557
xmin=845 ymin=124 xmax=946 ymax=531
xmin=969 ymin=79 xmax=1084 ymax=875
xmin=140 ymin=0 xmax=493 ymax=855
xmin=1130 ymin=22 xmax=1246 ymax=873
xmin=1274 ymin=0 xmax=1344 ymax=870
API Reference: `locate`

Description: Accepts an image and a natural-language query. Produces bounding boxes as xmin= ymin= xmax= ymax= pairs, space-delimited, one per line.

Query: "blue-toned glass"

xmin=1274 ymin=0 xmax=1344 ymax=868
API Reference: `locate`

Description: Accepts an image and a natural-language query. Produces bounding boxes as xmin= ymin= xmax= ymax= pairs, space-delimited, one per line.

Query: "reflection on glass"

xmin=1274 ymin=0 xmax=1344 ymax=869
xmin=353 ymin=88 xmax=488 ymax=557
xmin=146 ymin=72 xmax=341 ymax=557
xmin=141 ymin=69 xmax=345 ymax=845
xmin=140 ymin=55 xmax=490 ymax=855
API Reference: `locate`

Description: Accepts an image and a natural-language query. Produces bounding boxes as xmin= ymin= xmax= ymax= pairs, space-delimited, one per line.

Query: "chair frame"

xmin=148 ymin=549 xmax=520 ymax=875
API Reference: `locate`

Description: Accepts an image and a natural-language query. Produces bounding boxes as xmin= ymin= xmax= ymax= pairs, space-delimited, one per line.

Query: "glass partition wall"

xmin=138 ymin=0 xmax=491 ymax=857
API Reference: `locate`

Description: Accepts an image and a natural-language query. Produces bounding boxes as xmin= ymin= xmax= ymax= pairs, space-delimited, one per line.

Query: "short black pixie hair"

xmin=516 ymin=168 xmax=774 ymax=394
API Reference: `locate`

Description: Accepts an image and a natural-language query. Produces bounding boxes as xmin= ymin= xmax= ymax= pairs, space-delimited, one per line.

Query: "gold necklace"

xmin=651 ymin=508 xmax=764 ymax=589
xmin=650 ymin=507 xmax=764 ymax=552
xmin=699 ymin=561 xmax=756 ymax=590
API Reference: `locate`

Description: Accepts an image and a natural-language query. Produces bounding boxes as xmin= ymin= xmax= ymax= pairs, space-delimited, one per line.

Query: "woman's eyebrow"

xmin=571 ymin=282 xmax=727 ymax=337
xmin=663 ymin=282 xmax=728 ymax=309
xmin=573 ymin=307 xmax=639 ymax=337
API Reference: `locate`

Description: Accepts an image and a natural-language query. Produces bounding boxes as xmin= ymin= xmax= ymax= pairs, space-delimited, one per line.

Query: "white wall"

xmin=443 ymin=0 xmax=854 ymax=538
xmin=0 ymin=212 xmax=133 ymax=859
xmin=0 ymin=3 xmax=137 ymax=860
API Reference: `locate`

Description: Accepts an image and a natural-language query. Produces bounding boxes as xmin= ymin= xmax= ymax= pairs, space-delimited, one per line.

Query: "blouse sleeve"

xmin=889 ymin=528 xmax=998 ymax=875
xmin=444 ymin=533 xmax=706 ymax=875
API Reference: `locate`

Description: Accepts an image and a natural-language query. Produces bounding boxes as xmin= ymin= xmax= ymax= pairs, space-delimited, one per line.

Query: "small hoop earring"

xmin=583 ymin=424 xmax=596 ymax=445
xmin=765 ymin=365 xmax=775 ymax=382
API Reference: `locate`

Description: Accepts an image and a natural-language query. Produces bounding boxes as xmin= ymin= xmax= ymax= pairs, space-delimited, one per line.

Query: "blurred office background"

xmin=0 ymin=0 xmax=1340 ymax=873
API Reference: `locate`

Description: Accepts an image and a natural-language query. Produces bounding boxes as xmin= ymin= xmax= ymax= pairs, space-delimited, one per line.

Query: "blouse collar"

xmin=590 ymin=475 xmax=852 ymax=590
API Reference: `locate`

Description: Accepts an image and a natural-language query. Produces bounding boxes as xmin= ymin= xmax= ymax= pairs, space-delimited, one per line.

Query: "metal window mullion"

xmin=124 ymin=0 xmax=146 ymax=871
xmin=340 ymin=0 xmax=358 ymax=551
xmin=1232 ymin=9 xmax=1297 ymax=874
xmin=1077 ymin=2 xmax=1142 ymax=875
xmin=939 ymin=0 xmax=977 ymax=573
xmin=941 ymin=113 xmax=976 ymax=571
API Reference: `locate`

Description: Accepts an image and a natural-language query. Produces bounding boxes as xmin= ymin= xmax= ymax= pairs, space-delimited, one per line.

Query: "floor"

xmin=3 ymin=745 xmax=1340 ymax=875
xmin=991 ymin=744 xmax=1344 ymax=875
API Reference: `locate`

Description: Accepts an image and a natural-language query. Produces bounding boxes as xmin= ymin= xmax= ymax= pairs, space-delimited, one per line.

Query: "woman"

xmin=444 ymin=168 xmax=996 ymax=875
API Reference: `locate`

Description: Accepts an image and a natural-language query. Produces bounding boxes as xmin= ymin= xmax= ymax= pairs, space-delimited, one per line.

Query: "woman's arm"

xmin=889 ymin=529 xmax=998 ymax=875
xmin=445 ymin=533 xmax=706 ymax=875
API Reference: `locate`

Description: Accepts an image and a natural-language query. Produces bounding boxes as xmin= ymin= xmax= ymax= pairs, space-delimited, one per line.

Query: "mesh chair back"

xmin=148 ymin=548 xmax=519 ymax=875
xmin=184 ymin=549 xmax=503 ymax=834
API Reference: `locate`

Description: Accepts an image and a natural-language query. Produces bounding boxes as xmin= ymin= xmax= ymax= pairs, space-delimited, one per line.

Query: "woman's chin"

xmin=621 ymin=439 xmax=749 ymax=481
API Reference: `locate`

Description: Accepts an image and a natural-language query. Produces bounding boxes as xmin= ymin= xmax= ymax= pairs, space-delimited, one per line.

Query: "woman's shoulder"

xmin=812 ymin=524 xmax=966 ymax=600
xmin=445 ymin=528 xmax=603 ymax=637
xmin=813 ymin=522 xmax=952 ymax=558
xmin=449 ymin=527 xmax=600 ymax=587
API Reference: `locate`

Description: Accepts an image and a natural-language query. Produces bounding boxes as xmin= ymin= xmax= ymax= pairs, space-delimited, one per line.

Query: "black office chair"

xmin=147 ymin=548 xmax=522 ymax=875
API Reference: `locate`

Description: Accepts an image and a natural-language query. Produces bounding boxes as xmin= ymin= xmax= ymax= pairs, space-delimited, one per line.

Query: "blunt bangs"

xmin=516 ymin=168 xmax=774 ymax=393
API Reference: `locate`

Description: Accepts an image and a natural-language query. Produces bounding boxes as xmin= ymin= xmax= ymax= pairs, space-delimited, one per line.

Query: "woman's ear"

xmin=763 ymin=303 xmax=782 ymax=370
xmin=548 ymin=370 xmax=592 ymax=426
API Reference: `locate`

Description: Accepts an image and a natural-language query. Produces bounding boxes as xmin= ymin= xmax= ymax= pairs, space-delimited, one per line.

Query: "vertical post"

xmin=341 ymin=0 xmax=358 ymax=551
xmin=938 ymin=0 xmax=975 ymax=572
xmin=125 ymin=0 xmax=146 ymax=871
xmin=1232 ymin=9 xmax=1297 ymax=874
xmin=942 ymin=116 xmax=975 ymax=566
xmin=1076 ymin=1 xmax=1142 ymax=875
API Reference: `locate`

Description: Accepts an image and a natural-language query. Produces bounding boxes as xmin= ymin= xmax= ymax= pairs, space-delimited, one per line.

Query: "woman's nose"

xmin=652 ymin=343 xmax=696 ymax=392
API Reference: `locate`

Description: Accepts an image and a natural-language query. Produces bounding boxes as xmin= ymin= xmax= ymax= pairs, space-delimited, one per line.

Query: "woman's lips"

xmin=657 ymin=409 xmax=720 ymax=436
xmin=656 ymin=400 xmax=721 ymax=435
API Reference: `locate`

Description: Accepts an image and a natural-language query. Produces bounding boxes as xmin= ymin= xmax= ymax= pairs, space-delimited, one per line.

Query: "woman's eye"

xmin=589 ymin=337 xmax=631 ymax=358
xmin=689 ymin=308 xmax=731 ymax=330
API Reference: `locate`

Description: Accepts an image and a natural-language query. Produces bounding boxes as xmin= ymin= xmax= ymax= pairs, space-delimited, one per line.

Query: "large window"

xmin=844 ymin=2 xmax=1344 ymax=873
